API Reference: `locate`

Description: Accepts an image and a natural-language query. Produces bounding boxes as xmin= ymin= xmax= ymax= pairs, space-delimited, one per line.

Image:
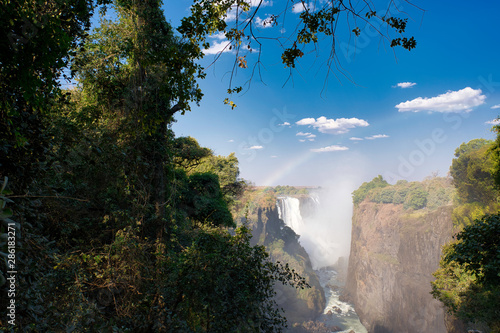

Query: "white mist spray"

xmin=278 ymin=180 xmax=356 ymax=270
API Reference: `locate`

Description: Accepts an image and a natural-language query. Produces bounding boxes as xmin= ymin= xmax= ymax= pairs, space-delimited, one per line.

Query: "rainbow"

xmin=260 ymin=149 xmax=317 ymax=186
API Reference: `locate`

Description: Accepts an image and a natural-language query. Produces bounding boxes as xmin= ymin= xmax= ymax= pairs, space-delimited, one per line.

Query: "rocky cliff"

xmin=251 ymin=206 xmax=326 ymax=324
xmin=231 ymin=187 xmax=326 ymax=325
xmin=345 ymin=201 xmax=455 ymax=333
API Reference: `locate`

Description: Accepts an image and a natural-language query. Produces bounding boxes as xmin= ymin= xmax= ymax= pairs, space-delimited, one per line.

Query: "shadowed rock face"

xmin=345 ymin=202 xmax=455 ymax=333
xmin=247 ymin=206 xmax=326 ymax=324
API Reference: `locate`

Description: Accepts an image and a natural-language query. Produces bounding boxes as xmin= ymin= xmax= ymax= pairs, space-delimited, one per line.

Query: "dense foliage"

xmin=352 ymin=175 xmax=389 ymax=205
xmin=0 ymin=1 xmax=309 ymax=331
xmin=449 ymin=139 xmax=499 ymax=227
xmin=0 ymin=0 xmax=100 ymax=190
xmin=431 ymin=214 xmax=500 ymax=332
xmin=431 ymin=138 xmax=500 ymax=332
xmin=179 ymin=0 xmax=418 ymax=100
xmin=273 ymin=186 xmax=310 ymax=197
xmin=451 ymin=139 xmax=496 ymax=204
xmin=352 ymin=175 xmax=453 ymax=210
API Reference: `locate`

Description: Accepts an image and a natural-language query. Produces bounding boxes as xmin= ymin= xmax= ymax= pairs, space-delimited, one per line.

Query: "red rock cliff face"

xmin=345 ymin=202 xmax=455 ymax=333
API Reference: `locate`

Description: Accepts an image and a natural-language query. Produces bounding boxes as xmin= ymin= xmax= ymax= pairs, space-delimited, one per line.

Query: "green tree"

xmin=0 ymin=0 xmax=103 ymax=190
xmin=183 ymin=172 xmax=235 ymax=227
xmin=432 ymin=214 xmax=500 ymax=332
xmin=190 ymin=152 xmax=246 ymax=206
xmin=393 ymin=184 xmax=410 ymax=204
xmin=67 ymin=0 xmax=206 ymax=240
xmin=172 ymin=225 xmax=308 ymax=332
xmin=490 ymin=120 xmax=500 ymax=190
xmin=179 ymin=0 xmax=418 ymax=97
xmin=450 ymin=139 xmax=496 ymax=205
xmin=352 ymin=175 xmax=389 ymax=205
xmin=450 ymin=139 xmax=498 ymax=227
xmin=403 ymin=184 xmax=428 ymax=210
xmin=173 ymin=136 xmax=213 ymax=171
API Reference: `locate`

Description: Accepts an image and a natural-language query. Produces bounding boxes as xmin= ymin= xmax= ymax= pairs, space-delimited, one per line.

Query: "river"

xmin=315 ymin=267 xmax=367 ymax=333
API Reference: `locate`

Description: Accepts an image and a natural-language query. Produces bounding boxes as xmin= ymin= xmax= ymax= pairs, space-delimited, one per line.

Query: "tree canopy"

xmin=431 ymin=138 xmax=500 ymax=332
xmin=0 ymin=1 xmax=312 ymax=331
xmin=431 ymin=214 xmax=500 ymax=332
xmin=450 ymin=139 xmax=496 ymax=205
xmin=179 ymin=0 xmax=418 ymax=93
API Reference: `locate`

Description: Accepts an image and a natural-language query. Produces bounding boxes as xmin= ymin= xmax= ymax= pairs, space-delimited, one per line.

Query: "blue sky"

xmin=166 ymin=0 xmax=500 ymax=188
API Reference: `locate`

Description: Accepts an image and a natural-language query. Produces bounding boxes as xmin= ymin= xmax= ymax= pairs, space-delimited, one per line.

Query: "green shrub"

xmin=368 ymin=187 xmax=395 ymax=203
xmin=379 ymin=187 xmax=396 ymax=203
xmin=403 ymin=186 xmax=428 ymax=210
xmin=352 ymin=175 xmax=389 ymax=205
xmin=393 ymin=186 xmax=410 ymax=204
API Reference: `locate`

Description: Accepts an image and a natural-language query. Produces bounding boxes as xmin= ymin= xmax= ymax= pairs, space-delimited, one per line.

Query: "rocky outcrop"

xmin=345 ymin=202 xmax=455 ymax=333
xmin=240 ymin=206 xmax=326 ymax=325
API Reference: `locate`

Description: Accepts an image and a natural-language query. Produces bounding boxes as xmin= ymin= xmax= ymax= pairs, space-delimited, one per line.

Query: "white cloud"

xmin=249 ymin=145 xmax=263 ymax=150
xmin=255 ymin=15 xmax=274 ymax=28
xmin=365 ymin=134 xmax=389 ymax=140
xmin=308 ymin=138 xmax=315 ymax=141
xmin=311 ymin=145 xmax=349 ymax=153
xmin=306 ymin=134 xmax=316 ymax=138
xmin=279 ymin=121 xmax=291 ymax=126
xmin=349 ymin=137 xmax=363 ymax=141
xmin=228 ymin=139 xmax=234 ymax=142
xmin=204 ymin=39 xmax=256 ymax=55
xmin=225 ymin=9 xmax=238 ymax=22
xmin=204 ymin=40 xmax=232 ymax=55
xmin=395 ymin=87 xmax=486 ymax=113
xmin=296 ymin=116 xmax=369 ymax=134
xmin=296 ymin=118 xmax=316 ymax=125
xmin=299 ymin=139 xmax=306 ymax=142
xmin=394 ymin=82 xmax=417 ymax=88
xmin=270 ymin=155 xmax=278 ymax=158
xmin=296 ymin=132 xmax=312 ymax=136
xmin=486 ymin=119 xmax=500 ymax=125
xmin=292 ymin=2 xmax=315 ymax=13
xmin=248 ymin=0 xmax=273 ymax=6
xmin=211 ymin=32 xmax=227 ymax=40
xmin=491 ymin=104 xmax=500 ymax=109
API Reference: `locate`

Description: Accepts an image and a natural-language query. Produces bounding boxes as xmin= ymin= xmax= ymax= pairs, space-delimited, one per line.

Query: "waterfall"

xmin=277 ymin=196 xmax=305 ymax=235
xmin=276 ymin=192 xmax=368 ymax=333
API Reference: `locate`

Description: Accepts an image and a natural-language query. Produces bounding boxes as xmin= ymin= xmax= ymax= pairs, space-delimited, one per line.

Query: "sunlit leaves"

xmin=223 ymin=97 xmax=238 ymax=109
xmin=180 ymin=0 xmax=419 ymax=78
xmin=281 ymin=43 xmax=304 ymax=68
xmin=238 ymin=55 xmax=248 ymax=68
xmin=174 ymin=224 xmax=308 ymax=332
xmin=432 ymin=214 xmax=500 ymax=328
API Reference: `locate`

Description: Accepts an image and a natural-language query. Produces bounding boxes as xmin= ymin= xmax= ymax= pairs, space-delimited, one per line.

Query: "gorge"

xmin=276 ymin=192 xmax=368 ymax=332
xmin=263 ymin=176 xmax=462 ymax=333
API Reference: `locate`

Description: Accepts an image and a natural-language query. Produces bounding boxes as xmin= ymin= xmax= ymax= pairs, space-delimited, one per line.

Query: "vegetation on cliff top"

xmin=351 ymin=137 xmax=500 ymax=331
xmin=352 ymin=175 xmax=454 ymax=211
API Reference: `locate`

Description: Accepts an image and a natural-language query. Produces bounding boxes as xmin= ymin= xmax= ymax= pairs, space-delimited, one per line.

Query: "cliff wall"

xmin=252 ymin=206 xmax=326 ymax=324
xmin=346 ymin=202 xmax=455 ymax=333
xmin=232 ymin=187 xmax=326 ymax=325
